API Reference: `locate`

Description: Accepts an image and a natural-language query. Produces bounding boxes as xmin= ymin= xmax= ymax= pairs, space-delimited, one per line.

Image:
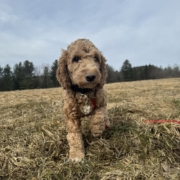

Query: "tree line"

xmin=107 ymin=60 xmax=180 ymax=83
xmin=0 ymin=59 xmax=180 ymax=91
xmin=0 ymin=60 xmax=59 ymax=91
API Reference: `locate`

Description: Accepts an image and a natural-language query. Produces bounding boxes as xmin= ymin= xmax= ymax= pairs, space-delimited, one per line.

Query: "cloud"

xmin=0 ymin=0 xmax=180 ymax=70
xmin=0 ymin=10 xmax=18 ymax=23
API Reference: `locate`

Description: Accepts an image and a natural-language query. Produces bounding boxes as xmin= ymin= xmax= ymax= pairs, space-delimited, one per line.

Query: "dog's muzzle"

xmin=85 ymin=74 xmax=96 ymax=82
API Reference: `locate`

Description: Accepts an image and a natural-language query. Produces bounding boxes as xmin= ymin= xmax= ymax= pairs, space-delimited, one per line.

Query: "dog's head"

xmin=56 ymin=39 xmax=107 ymax=90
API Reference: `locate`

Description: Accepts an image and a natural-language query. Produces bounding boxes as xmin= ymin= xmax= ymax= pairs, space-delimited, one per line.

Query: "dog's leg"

xmin=67 ymin=132 xmax=84 ymax=162
xmin=90 ymin=107 xmax=110 ymax=137
xmin=65 ymin=109 xmax=85 ymax=162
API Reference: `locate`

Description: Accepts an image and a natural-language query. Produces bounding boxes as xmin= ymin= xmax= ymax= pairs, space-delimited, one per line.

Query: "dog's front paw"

xmin=69 ymin=153 xmax=85 ymax=163
xmin=67 ymin=132 xmax=85 ymax=162
xmin=69 ymin=157 xmax=84 ymax=163
xmin=90 ymin=122 xmax=106 ymax=137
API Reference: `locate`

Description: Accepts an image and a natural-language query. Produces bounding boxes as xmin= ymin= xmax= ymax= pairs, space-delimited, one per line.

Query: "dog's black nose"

xmin=86 ymin=75 xmax=96 ymax=82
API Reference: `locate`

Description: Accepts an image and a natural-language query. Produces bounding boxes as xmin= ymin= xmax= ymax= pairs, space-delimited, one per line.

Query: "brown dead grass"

xmin=0 ymin=78 xmax=180 ymax=179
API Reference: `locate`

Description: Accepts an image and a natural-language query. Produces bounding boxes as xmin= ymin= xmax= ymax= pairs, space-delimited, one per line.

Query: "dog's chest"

xmin=76 ymin=94 xmax=95 ymax=115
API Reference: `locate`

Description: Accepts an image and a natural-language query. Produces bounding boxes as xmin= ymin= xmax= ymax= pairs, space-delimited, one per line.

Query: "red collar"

xmin=92 ymin=98 xmax=96 ymax=109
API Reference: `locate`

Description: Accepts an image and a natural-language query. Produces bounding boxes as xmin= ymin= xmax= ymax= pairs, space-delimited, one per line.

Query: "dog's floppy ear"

xmin=56 ymin=50 xmax=71 ymax=89
xmin=98 ymin=53 xmax=107 ymax=88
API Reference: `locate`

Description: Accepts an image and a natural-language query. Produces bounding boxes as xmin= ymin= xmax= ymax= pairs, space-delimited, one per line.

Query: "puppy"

xmin=56 ymin=39 xmax=110 ymax=162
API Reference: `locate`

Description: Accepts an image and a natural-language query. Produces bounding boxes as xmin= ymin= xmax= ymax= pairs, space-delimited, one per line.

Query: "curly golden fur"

xmin=56 ymin=39 xmax=110 ymax=162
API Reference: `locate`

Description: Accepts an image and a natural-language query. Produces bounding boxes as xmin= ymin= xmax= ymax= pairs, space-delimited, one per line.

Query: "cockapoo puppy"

xmin=56 ymin=39 xmax=110 ymax=162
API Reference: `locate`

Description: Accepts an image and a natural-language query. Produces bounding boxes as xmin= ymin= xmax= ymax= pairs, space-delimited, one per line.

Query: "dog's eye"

xmin=94 ymin=56 xmax=99 ymax=62
xmin=73 ymin=56 xmax=81 ymax=62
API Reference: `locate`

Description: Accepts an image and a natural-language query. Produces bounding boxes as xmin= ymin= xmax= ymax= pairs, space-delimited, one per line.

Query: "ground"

xmin=0 ymin=78 xmax=180 ymax=179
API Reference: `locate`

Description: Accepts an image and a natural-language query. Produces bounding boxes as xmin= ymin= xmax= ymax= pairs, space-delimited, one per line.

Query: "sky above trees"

xmin=0 ymin=0 xmax=180 ymax=70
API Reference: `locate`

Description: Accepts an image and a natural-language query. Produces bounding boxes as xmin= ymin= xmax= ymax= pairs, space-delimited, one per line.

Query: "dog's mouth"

xmin=71 ymin=84 xmax=94 ymax=94
xmin=69 ymin=70 xmax=101 ymax=89
xmin=71 ymin=73 xmax=99 ymax=93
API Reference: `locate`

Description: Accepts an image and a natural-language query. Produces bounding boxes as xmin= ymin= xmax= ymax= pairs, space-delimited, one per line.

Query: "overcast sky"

xmin=0 ymin=0 xmax=180 ymax=70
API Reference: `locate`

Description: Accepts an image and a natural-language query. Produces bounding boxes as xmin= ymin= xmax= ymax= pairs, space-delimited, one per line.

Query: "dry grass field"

xmin=0 ymin=78 xmax=180 ymax=180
